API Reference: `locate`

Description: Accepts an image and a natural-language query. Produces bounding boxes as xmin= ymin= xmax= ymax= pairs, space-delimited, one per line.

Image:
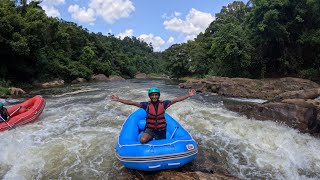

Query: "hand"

xmin=111 ymin=95 xmax=119 ymax=101
xmin=187 ymin=89 xmax=196 ymax=97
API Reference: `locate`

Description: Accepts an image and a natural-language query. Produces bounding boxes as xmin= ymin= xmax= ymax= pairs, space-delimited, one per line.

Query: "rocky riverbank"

xmin=179 ymin=76 xmax=320 ymax=137
xmin=108 ymin=75 xmax=320 ymax=179
xmin=5 ymin=75 xmax=320 ymax=137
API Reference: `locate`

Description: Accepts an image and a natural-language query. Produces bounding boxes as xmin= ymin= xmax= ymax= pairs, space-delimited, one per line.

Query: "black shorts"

xmin=144 ymin=128 xmax=166 ymax=140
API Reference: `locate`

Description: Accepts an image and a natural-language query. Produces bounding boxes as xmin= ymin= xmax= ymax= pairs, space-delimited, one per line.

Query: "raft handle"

xmin=168 ymin=163 xmax=180 ymax=166
xmin=170 ymin=126 xmax=179 ymax=139
xmin=148 ymin=165 xmax=161 ymax=169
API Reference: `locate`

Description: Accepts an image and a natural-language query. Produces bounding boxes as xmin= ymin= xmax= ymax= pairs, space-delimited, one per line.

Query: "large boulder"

xmin=135 ymin=73 xmax=147 ymax=79
xmin=90 ymin=74 xmax=124 ymax=81
xmin=71 ymin=78 xmax=87 ymax=83
xmin=179 ymin=77 xmax=320 ymax=100
xmin=225 ymin=102 xmax=318 ymax=133
xmin=8 ymin=87 xmax=26 ymax=95
xmin=270 ymin=88 xmax=320 ymax=101
xmin=33 ymin=80 xmax=65 ymax=88
xmin=180 ymin=76 xmax=320 ymax=137
xmin=90 ymin=74 xmax=108 ymax=81
xmin=224 ymin=100 xmax=320 ymax=136
xmin=108 ymin=75 xmax=125 ymax=81
xmin=147 ymin=74 xmax=170 ymax=79
xmin=135 ymin=73 xmax=170 ymax=79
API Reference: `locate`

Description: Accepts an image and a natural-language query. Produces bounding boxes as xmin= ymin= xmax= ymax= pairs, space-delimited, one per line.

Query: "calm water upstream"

xmin=0 ymin=79 xmax=319 ymax=179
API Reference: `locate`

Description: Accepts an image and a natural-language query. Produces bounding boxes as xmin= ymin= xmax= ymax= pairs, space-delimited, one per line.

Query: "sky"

xmin=39 ymin=0 xmax=247 ymax=51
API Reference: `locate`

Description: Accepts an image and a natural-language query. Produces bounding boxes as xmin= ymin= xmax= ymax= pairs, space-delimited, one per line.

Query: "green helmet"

xmin=148 ymin=87 xmax=160 ymax=95
xmin=0 ymin=102 xmax=3 ymax=107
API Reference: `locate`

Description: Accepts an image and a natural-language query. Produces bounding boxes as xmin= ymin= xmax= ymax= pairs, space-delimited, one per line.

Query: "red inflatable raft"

xmin=0 ymin=95 xmax=46 ymax=132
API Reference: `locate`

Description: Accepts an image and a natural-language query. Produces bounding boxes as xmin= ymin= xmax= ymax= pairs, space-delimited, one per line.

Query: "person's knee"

xmin=140 ymin=133 xmax=151 ymax=144
xmin=140 ymin=137 xmax=148 ymax=144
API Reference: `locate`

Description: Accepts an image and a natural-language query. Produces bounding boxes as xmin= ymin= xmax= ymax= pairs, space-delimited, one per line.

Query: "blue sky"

xmin=39 ymin=0 xmax=247 ymax=51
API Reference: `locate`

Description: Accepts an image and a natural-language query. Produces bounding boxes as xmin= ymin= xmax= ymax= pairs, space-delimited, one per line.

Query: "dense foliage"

xmin=1 ymin=0 xmax=320 ymax=86
xmin=0 ymin=0 xmax=165 ymax=85
xmin=163 ymin=0 xmax=320 ymax=80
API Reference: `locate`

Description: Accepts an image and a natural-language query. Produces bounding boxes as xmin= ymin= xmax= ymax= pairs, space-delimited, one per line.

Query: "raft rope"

xmin=118 ymin=139 xmax=195 ymax=148
xmin=115 ymin=149 xmax=198 ymax=163
xmin=0 ymin=116 xmax=12 ymax=128
xmin=170 ymin=126 xmax=179 ymax=139
xmin=10 ymin=106 xmax=22 ymax=117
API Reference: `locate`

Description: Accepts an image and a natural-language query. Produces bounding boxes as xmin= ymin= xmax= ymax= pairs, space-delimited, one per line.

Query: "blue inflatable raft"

xmin=115 ymin=108 xmax=198 ymax=171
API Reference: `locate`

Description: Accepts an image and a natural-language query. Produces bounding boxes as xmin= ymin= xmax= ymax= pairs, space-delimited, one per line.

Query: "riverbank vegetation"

xmin=0 ymin=0 xmax=319 ymax=88
xmin=164 ymin=1 xmax=320 ymax=80
xmin=0 ymin=0 xmax=165 ymax=87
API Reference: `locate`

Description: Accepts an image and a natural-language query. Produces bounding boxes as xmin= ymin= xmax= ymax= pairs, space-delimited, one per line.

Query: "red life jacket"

xmin=146 ymin=101 xmax=166 ymax=130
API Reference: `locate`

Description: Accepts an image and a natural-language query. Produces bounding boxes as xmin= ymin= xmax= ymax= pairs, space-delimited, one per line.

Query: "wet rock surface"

xmin=32 ymin=80 xmax=65 ymax=88
xmin=90 ymin=74 xmax=125 ymax=81
xmin=108 ymin=145 xmax=238 ymax=179
xmin=8 ymin=87 xmax=26 ymax=95
xmin=179 ymin=77 xmax=319 ymax=100
xmin=135 ymin=73 xmax=170 ymax=79
xmin=224 ymin=101 xmax=319 ymax=135
xmin=180 ymin=76 xmax=320 ymax=136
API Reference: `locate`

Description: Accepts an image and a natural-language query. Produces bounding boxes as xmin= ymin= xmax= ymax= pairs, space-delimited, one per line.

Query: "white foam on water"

xmin=168 ymin=100 xmax=320 ymax=179
xmin=0 ymin=93 xmax=120 ymax=179
xmin=1 ymin=81 xmax=320 ymax=179
xmin=227 ymin=97 xmax=268 ymax=103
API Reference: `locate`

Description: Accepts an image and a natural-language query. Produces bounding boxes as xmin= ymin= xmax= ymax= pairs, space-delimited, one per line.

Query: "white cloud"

xmin=174 ymin=11 xmax=181 ymax=17
xmin=184 ymin=35 xmax=197 ymax=42
xmin=89 ymin=0 xmax=135 ymax=23
xmin=68 ymin=5 xmax=96 ymax=23
xmin=139 ymin=34 xmax=165 ymax=52
xmin=67 ymin=0 xmax=134 ymax=24
xmin=42 ymin=5 xmax=60 ymax=17
xmin=41 ymin=0 xmax=65 ymax=6
xmin=163 ymin=8 xmax=215 ymax=41
xmin=161 ymin=13 xmax=168 ymax=19
xmin=167 ymin=37 xmax=174 ymax=44
xmin=116 ymin=29 xmax=169 ymax=51
xmin=117 ymin=29 xmax=134 ymax=39
xmin=162 ymin=12 xmax=180 ymax=20
xmin=40 ymin=0 xmax=65 ymax=17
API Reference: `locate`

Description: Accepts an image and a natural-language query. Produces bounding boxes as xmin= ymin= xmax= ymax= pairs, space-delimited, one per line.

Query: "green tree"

xmin=163 ymin=44 xmax=191 ymax=78
xmin=201 ymin=1 xmax=252 ymax=77
xmin=209 ymin=23 xmax=252 ymax=77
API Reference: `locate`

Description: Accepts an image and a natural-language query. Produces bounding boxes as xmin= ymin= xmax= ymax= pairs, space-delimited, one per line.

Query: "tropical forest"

xmin=1 ymin=0 xmax=320 ymax=85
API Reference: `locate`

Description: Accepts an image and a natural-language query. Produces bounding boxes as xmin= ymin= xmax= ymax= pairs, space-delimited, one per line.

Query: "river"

xmin=0 ymin=80 xmax=319 ymax=179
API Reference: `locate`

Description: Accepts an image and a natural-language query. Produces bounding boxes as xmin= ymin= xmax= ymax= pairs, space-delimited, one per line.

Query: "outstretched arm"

xmin=111 ymin=95 xmax=142 ymax=107
xmin=170 ymin=89 xmax=196 ymax=105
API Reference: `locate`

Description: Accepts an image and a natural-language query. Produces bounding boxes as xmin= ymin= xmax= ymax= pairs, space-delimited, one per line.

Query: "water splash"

xmin=1 ymin=80 xmax=319 ymax=179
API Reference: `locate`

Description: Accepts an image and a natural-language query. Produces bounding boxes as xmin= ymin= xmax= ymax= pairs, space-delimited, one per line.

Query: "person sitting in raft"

xmin=111 ymin=87 xmax=196 ymax=144
xmin=0 ymin=102 xmax=10 ymax=121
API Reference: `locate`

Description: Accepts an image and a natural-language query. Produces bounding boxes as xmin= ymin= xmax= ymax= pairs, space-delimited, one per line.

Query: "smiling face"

xmin=149 ymin=93 xmax=160 ymax=103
